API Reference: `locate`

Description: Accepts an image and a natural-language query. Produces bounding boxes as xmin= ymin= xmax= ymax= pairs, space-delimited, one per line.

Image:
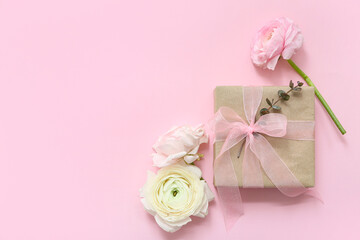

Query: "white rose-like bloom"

xmin=152 ymin=125 xmax=208 ymax=168
xmin=140 ymin=163 xmax=214 ymax=232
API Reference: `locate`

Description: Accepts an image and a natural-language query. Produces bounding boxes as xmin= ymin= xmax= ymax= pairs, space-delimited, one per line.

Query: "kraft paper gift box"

xmin=213 ymin=86 xmax=315 ymax=188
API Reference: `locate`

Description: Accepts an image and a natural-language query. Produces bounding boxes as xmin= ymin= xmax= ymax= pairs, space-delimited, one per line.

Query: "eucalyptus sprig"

xmin=260 ymin=80 xmax=303 ymax=116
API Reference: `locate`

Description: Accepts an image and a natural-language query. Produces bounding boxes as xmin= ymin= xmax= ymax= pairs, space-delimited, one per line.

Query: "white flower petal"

xmin=152 ymin=153 xmax=167 ymax=167
xmin=193 ymin=196 xmax=208 ymax=218
xmin=155 ymin=214 xmax=191 ymax=233
xmin=140 ymin=171 xmax=157 ymax=216
xmin=184 ymin=154 xmax=198 ymax=164
xmin=141 ymin=198 xmax=156 ymax=216
xmin=169 ymin=151 xmax=187 ymax=159
xmin=203 ymin=181 xmax=215 ymax=202
xmin=194 ymin=182 xmax=214 ymax=218
xmin=140 ymin=171 xmax=156 ymax=197
xmin=163 ymin=151 xmax=187 ymax=165
xmin=185 ymin=164 xmax=202 ymax=178
xmin=199 ymin=133 xmax=208 ymax=144
xmin=166 ymin=126 xmax=180 ymax=134
xmin=157 ymin=140 xmax=185 ymax=155
xmin=153 ymin=151 xmax=187 ymax=168
xmin=188 ymin=145 xmax=200 ymax=155
xmin=193 ymin=193 xmax=208 ymax=218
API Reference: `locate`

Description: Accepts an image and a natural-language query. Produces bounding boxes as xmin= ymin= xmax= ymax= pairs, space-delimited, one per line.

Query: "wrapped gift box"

xmin=213 ymin=86 xmax=315 ymax=188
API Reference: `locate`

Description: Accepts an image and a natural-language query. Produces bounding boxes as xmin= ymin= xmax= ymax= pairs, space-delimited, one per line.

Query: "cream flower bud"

xmin=140 ymin=163 xmax=214 ymax=232
xmin=152 ymin=125 xmax=208 ymax=167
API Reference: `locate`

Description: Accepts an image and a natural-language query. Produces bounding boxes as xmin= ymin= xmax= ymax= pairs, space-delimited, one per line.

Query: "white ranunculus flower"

xmin=152 ymin=125 xmax=208 ymax=168
xmin=140 ymin=163 xmax=214 ymax=232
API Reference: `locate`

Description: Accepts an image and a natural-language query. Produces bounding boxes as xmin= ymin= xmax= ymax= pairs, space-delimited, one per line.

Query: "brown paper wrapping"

xmin=214 ymin=86 xmax=315 ymax=188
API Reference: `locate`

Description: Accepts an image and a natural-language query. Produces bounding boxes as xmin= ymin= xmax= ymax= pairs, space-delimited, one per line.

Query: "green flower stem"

xmin=287 ymin=59 xmax=346 ymax=135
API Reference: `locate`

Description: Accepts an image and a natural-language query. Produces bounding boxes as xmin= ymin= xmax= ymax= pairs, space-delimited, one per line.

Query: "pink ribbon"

xmin=213 ymin=87 xmax=315 ymax=230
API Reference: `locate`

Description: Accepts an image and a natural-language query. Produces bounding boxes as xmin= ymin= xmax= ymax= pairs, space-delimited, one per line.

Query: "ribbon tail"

xmin=242 ymin=140 xmax=264 ymax=188
xmin=214 ymin=148 xmax=244 ymax=230
xmin=216 ymin=187 xmax=243 ymax=231
xmin=249 ymin=134 xmax=307 ymax=197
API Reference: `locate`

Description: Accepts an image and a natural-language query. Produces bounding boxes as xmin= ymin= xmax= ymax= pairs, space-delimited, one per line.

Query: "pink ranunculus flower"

xmin=251 ymin=17 xmax=303 ymax=70
xmin=152 ymin=125 xmax=208 ymax=168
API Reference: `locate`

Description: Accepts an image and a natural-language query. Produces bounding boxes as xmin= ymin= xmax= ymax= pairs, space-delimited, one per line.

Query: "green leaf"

xmin=266 ymin=98 xmax=272 ymax=107
xmin=293 ymin=87 xmax=302 ymax=91
xmin=260 ymin=108 xmax=270 ymax=115
xmin=289 ymin=80 xmax=294 ymax=89
xmin=272 ymin=105 xmax=281 ymax=110
xmin=297 ymin=81 xmax=304 ymax=87
xmin=281 ymin=93 xmax=290 ymax=101
xmin=278 ymin=90 xmax=285 ymax=97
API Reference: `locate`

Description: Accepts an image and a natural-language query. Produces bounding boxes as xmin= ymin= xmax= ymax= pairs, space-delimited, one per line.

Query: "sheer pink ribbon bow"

xmin=213 ymin=87 xmax=315 ymax=230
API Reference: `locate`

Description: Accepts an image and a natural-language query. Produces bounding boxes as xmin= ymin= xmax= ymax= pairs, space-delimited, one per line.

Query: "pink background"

xmin=0 ymin=0 xmax=359 ymax=239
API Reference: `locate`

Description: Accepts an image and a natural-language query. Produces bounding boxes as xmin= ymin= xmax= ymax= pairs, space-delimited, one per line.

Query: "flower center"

xmin=266 ymin=32 xmax=273 ymax=40
xmin=172 ymin=189 xmax=178 ymax=197
xmin=263 ymin=28 xmax=275 ymax=44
